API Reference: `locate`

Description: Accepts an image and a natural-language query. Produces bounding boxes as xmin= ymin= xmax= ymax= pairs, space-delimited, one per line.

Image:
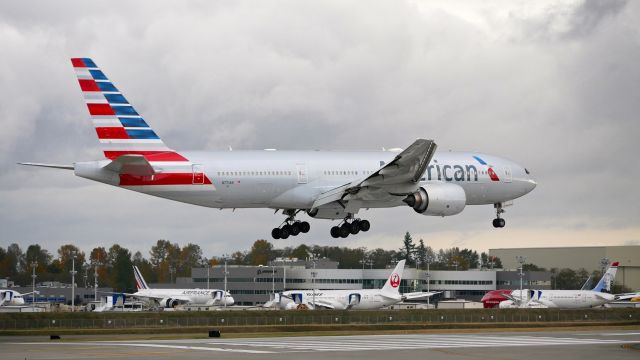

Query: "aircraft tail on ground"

xmin=381 ymin=259 xmax=406 ymax=294
xmin=593 ymin=262 xmax=619 ymax=293
xmin=133 ymin=266 xmax=150 ymax=290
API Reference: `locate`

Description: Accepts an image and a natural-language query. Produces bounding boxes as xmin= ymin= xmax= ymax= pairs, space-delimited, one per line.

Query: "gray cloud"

xmin=1 ymin=0 xmax=639 ymax=257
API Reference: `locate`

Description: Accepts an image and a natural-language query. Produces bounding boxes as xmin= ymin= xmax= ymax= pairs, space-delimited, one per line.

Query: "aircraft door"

xmin=212 ymin=291 xmax=224 ymax=301
xmin=296 ymin=164 xmax=308 ymax=184
xmin=502 ymin=166 xmax=512 ymax=183
xmin=348 ymin=293 xmax=361 ymax=306
xmin=192 ymin=164 xmax=204 ymax=184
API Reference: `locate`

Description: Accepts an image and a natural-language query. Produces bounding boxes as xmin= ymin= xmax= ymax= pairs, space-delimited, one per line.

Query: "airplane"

xmin=481 ymin=262 xmax=621 ymax=309
xmin=119 ymin=266 xmax=234 ymax=308
xmin=265 ymin=259 xmax=438 ymax=310
xmin=19 ymin=58 xmax=537 ymax=239
xmin=0 ymin=289 xmax=38 ymax=306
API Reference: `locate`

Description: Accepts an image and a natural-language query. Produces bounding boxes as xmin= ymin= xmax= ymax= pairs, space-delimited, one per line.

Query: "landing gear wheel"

xmin=339 ymin=224 xmax=350 ymax=238
xmin=280 ymin=227 xmax=290 ymax=239
xmin=290 ymin=222 xmax=301 ymax=236
xmin=330 ymin=226 xmax=340 ymax=238
xmin=271 ymin=228 xmax=281 ymax=239
xmin=492 ymin=218 xmax=506 ymax=228
xmin=359 ymin=219 xmax=371 ymax=232
xmin=349 ymin=221 xmax=360 ymax=235
xmin=300 ymin=221 xmax=310 ymax=233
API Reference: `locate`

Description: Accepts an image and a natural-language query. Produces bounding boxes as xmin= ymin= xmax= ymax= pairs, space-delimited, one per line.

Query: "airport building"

xmin=156 ymin=259 xmax=550 ymax=306
xmin=7 ymin=284 xmax=113 ymax=305
xmin=489 ymin=245 xmax=640 ymax=290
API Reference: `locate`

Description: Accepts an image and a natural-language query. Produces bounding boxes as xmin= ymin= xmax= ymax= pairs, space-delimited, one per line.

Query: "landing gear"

xmin=272 ymin=210 xmax=310 ymax=239
xmin=493 ymin=203 xmax=506 ymax=228
xmin=330 ymin=216 xmax=370 ymax=238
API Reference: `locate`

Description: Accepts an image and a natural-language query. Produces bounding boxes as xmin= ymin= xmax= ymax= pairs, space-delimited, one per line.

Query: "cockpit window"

xmin=524 ymin=168 xmax=530 ymax=175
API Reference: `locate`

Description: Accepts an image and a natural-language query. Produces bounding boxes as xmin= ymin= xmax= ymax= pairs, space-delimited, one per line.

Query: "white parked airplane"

xmin=0 ymin=290 xmax=38 ymax=306
xmin=497 ymin=262 xmax=620 ymax=309
xmin=121 ymin=266 xmax=234 ymax=308
xmin=266 ymin=260 xmax=438 ymax=310
xmin=20 ymin=58 xmax=537 ymax=239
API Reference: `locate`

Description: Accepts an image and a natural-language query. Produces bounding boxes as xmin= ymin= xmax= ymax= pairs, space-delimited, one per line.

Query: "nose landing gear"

xmin=330 ymin=215 xmax=370 ymax=238
xmin=272 ymin=210 xmax=310 ymax=239
xmin=492 ymin=203 xmax=506 ymax=228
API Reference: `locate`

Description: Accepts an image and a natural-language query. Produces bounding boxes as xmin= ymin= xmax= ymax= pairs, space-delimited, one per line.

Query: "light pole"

xmin=426 ymin=259 xmax=431 ymax=308
xmin=71 ymin=252 xmax=77 ymax=312
xmin=311 ymin=253 xmax=318 ymax=310
xmin=516 ymin=255 xmax=527 ymax=306
xmin=31 ymin=261 xmax=37 ymax=309
xmin=281 ymin=258 xmax=287 ymax=291
xmin=223 ymin=254 xmax=229 ymax=308
xmin=169 ymin=265 xmax=176 ymax=284
xmin=271 ymin=263 xmax=275 ymax=295
xmin=207 ymin=263 xmax=210 ymax=290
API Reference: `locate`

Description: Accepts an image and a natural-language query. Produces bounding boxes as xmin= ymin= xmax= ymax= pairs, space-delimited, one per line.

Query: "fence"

xmin=1 ymin=308 xmax=639 ymax=330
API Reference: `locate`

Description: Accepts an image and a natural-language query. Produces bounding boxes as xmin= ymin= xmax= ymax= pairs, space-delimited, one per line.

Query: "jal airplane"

xmin=20 ymin=58 xmax=537 ymax=239
xmin=266 ymin=260 xmax=438 ymax=310
xmin=482 ymin=262 xmax=620 ymax=309
xmin=0 ymin=290 xmax=38 ymax=306
xmin=122 ymin=266 xmax=234 ymax=308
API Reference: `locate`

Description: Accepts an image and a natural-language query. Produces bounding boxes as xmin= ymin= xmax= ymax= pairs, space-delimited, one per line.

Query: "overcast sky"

xmin=1 ymin=0 xmax=638 ymax=259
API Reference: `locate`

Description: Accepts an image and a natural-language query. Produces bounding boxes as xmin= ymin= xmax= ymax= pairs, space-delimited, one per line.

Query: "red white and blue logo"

xmin=473 ymin=156 xmax=500 ymax=181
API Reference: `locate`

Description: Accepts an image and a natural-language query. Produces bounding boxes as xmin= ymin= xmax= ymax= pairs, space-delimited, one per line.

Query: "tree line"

xmin=3 ymin=232 xmax=625 ymax=292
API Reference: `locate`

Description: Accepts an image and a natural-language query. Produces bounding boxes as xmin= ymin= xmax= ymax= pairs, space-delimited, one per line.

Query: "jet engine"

xmin=162 ymin=298 xmax=179 ymax=308
xmin=403 ymin=183 xmax=466 ymax=216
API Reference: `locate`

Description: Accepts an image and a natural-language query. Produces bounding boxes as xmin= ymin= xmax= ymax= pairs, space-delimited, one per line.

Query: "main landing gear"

xmin=272 ymin=210 xmax=310 ymax=239
xmin=330 ymin=216 xmax=370 ymax=239
xmin=492 ymin=203 xmax=506 ymax=228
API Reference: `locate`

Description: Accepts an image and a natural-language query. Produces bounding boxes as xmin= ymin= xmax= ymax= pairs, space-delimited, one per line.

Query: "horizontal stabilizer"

xmin=17 ymin=162 xmax=74 ymax=170
xmin=104 ymin=154 xmax=156 ymax=176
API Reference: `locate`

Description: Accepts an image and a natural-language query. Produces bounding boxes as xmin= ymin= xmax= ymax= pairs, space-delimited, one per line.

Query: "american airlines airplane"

xmin=20 ymin=58 xmax=537 ymax=239
xmin=481 ymin=262 xmax=620 ymax=309
xmin=266 ymin=260 xmax=438 ymax=310
xmin=122 ymin=266 xmax=234 ymax=308
xmin=0 ymin=290 xmax=38 ymax=306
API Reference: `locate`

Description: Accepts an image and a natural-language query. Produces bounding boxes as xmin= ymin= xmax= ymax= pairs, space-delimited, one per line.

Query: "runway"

xmin=2 ymin=330 xmax=639 ymax=359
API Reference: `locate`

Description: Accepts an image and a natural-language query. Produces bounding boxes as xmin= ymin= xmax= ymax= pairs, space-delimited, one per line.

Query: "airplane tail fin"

xmin=592 ymin=262 xmax=619 ymax=293
xmin=132 ymin=266 xmax=150 ymax=290
xmin=71 ymin=58 xmax=182 ymax=161
xmin=381 ymin=259 xmax=406 ymax=294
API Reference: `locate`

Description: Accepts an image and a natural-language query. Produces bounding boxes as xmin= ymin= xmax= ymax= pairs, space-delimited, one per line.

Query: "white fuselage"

xmin=75 ymin=150 xmax=536 ymax=215
xmin=278 ymin=289 xmax=402 ymax=310
xmin=133 ymin=288 xmax=234 ymax=306
xmin=0 ymin=290 xmax=28 ymax=306
xmin=499 ymin=289 xmax=616 ymax=309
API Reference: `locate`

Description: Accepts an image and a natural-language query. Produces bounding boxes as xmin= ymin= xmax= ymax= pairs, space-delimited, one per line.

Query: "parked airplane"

xmin=0 ymin=290 xmax=38 ymax=306
xmin=121 ymin=266 xmax=234 ymax=308
xmin=481 ymin=262 xmax=620 ymax=309
xmin=19 ymin=58 xmax=537 ymax=239
xmin=266 ymin=260 xmax=438 ymax=310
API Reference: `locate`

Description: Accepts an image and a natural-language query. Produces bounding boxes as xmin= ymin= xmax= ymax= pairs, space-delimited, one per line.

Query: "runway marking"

xmin=9 ymin=342 xmax=275 ymax=354
xmin=10 ymin=333 xmax=638 ymax=354
xmin=601 ymin=332 xmax=640 ymax=336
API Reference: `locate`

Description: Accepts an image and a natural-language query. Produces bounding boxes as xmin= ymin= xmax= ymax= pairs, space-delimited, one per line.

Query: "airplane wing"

xmin=401 ymin=291 xmax=441 ymax=301
xmin=500 ymin=292 xmax=522 ymax=305
xmin=614 ymin=292 xmax=640 ymax=301
xmin=307 ymin=299 xmax=338 ymax=310
xmin=312 ymin=139 xmax=437 ymax=211
xmin=104 ymin=154 xmax=156 ymax=176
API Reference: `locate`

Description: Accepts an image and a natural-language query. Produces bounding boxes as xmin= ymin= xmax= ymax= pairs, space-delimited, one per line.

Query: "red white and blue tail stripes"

xmin=72 ymin=58 xmax=176 ymax=160
xmin=72 ymin=58 xmax=213 ymax=187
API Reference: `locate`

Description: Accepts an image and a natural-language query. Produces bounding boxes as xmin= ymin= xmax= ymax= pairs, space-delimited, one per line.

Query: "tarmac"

xmin=1 ymin=329 xmax=639 ymax=359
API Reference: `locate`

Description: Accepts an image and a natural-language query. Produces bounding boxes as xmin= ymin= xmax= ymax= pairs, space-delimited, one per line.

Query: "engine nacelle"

xmin=403 ymin=183 xmax=466 ymax=216
xmin=162 ymin=298 xmax=179 ymax=308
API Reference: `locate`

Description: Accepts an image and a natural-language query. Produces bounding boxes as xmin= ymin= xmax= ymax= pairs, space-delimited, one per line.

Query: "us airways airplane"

xmin=19 ymin=58 xmax=537 ymax=239
xmin=266 ymin=260 xmax=438 ymax=310
xmin=122 ymin=266 xmax=234 ymax=308
xmin=482 ymin=262 xmax=620 ymax=309
xmin=0 ymin=290 xmax=38 ymax=306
